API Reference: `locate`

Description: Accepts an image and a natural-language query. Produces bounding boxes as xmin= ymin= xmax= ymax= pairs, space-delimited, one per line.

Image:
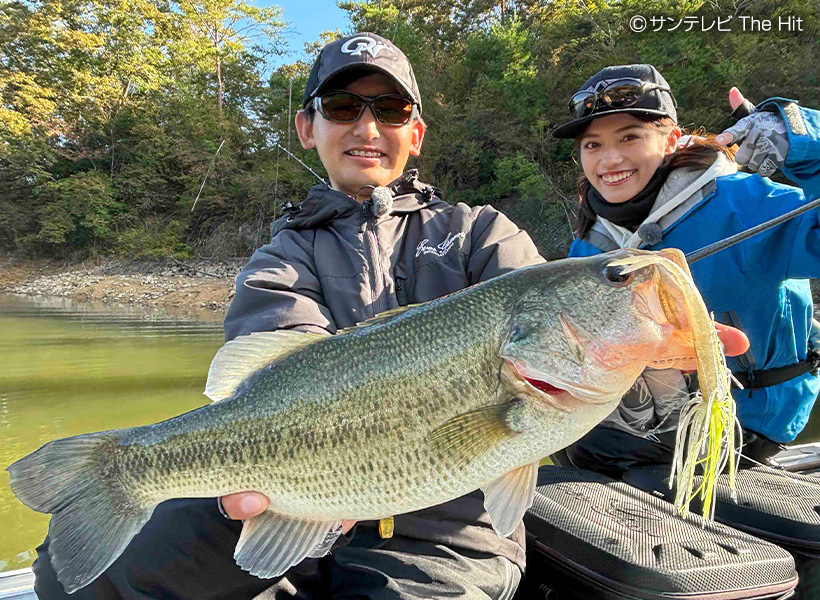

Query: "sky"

xmin=261 ymin=0 xmax=352 ymax=67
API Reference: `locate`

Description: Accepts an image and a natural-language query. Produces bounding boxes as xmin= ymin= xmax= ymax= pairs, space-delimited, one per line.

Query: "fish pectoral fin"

xmin=426 ymin=402 xmax=521 ymax=467
xmin=481 ymin=462 xmax=539 ymax=538
xmin=206 ymin=330 xmax=325 ymax=401
xmin=306 ymin=521 xmax=344 ymax=558
xmin=234 ymin=511 xmax=340 ymax=577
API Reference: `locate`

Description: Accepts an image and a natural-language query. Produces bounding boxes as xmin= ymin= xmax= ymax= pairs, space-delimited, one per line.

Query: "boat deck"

xmin=0 ymin=569 xmax=35 ymax=600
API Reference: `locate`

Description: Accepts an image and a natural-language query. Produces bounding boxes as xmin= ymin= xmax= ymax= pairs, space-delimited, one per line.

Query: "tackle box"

xmin=623 ymin=465 xmax=820 ymax=559
xmin=515 ymin=467 xmax=797 ymax=600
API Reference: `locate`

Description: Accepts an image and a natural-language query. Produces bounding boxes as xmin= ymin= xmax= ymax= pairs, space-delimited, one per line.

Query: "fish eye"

xmin=602 ymin=265 xmax=633 ymax=286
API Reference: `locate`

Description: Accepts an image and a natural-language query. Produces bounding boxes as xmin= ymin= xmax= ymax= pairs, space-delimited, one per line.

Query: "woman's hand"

xmin=678 ymin=323 xmax=748 ymax=373
xmin=220 ymin=492 xmax=356 ymax=534
xmin=727 ymin=87 xmax=747 ymax=113
xmin=714 ymin=322 xmax=750 ymax=357
xmin=714 ymin=87 xmax=790 ymax=178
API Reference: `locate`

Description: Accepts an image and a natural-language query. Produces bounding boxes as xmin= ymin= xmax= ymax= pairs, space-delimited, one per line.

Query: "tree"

xmin=1 ymin=0 xmax=818 ymax=260
xmin=172 ymin=0 xmax=286 ymax=118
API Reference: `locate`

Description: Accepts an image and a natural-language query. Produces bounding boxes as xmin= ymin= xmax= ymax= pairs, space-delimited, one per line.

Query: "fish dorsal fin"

xmin=234 ymin=511 xmax=341 ymax=577
xmin=336 ymin=304 xmax=422 ymax=335
xmin=481 ymin=462 xmax=539 ymax=537
xmin=205 ymin=330 xmax=324 ymax=401
xmin=426 ymin=401 xmax=524 ymax=468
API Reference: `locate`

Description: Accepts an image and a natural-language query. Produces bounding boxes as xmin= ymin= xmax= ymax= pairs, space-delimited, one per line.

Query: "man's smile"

xmin=345 ymin=147 xmax=387 ymax=158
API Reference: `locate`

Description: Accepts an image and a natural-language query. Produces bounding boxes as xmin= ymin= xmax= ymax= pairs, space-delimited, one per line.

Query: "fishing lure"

xmin=610 ymin=249 xmax=741 ymax=519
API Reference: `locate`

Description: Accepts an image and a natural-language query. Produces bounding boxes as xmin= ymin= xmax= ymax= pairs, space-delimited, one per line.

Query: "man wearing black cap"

xmin=32 ymin=32 xmax=543 ymax=600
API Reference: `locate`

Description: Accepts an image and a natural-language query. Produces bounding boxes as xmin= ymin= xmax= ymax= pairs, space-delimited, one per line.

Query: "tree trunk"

xmin=216 ymin=53 xmax=223 ymax=119
xmin=215 ymin=28 xmax=223 ymax=119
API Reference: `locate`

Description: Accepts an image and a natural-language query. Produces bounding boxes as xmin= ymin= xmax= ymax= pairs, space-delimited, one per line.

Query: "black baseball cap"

xmin=553 ymin=64 xmax=677 ymax=138
xmin=303 ymin=33 xmax=422 ymax=114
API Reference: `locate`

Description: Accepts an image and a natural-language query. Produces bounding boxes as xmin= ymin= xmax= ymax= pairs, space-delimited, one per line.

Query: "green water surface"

xmin=0 ymin=293 xmax=225 ymax=572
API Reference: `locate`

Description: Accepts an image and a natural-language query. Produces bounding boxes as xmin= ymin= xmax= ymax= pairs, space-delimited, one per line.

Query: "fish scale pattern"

xmin=115 ymin=253 xmax=678 ymax=521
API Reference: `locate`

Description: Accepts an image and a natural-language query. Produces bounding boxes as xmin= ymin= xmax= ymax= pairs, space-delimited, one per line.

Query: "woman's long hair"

xmin=575 ymin=116 xmax=737 ymax=239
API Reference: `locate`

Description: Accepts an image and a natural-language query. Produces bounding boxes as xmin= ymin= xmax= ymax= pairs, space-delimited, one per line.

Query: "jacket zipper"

xmin=396 ymin=277 xmax=407 ymax=306
xmin=361 ymin=204 xmax=386 ymax=316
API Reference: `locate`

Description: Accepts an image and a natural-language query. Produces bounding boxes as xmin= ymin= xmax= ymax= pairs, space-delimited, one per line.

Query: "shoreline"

xmin=0 ymin=257 xmax=244 ymax=316
xmin=3 ymin=256 xmax=819 ymax=318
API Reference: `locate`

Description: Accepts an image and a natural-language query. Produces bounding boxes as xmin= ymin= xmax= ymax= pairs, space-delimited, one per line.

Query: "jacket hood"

xmin=272 ymin=170 xmax=444 ymax=235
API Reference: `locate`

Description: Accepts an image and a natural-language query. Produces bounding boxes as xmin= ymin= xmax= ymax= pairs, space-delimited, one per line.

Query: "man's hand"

xmin=714 ymin=322 xmax=750 ymax=357
xmin=714 ymin=87 xmax=790 ymax=177
xmin=221 ymin=491 xmax=268 ymax=519
xmin=220 ymin=492 xmax=356 ymax=534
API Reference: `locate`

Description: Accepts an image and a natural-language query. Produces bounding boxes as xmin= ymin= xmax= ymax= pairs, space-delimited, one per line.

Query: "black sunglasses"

xmin=569 ymin=78 xmax=677 ymax=120
xmin=314 ymin=91 xmax=419 ymax=126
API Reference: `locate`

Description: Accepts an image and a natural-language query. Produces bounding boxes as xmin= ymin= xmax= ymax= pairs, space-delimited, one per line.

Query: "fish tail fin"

xmin=7 ymin=431 xmax=156 ymax=593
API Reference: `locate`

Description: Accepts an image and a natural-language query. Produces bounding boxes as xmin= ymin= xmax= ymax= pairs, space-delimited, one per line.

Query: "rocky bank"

xmin=0 ymin=257 xmax=245 ymax=314
xmin=3 ymin=256 xmax=819 ymax=318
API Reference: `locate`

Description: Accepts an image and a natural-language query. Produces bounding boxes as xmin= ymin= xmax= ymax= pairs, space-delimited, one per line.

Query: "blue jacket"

xmin=570 ymin=100 xmax=820 ymax=443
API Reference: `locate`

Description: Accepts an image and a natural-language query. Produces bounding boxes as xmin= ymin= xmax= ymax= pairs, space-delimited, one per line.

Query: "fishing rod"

xmin=190 ymin=139 xmax=226 ymax=212
xmin=686 ymin=196 xmax=820 ymax=264
xmin=275 ymin=142 xmax=327 ymax=185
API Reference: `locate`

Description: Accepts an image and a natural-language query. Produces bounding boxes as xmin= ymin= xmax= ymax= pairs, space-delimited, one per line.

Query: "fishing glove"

xmin=719 ymin=109 xmax=790 ymax=177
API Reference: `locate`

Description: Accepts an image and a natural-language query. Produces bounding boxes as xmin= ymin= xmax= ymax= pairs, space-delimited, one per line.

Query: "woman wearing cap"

xmin=553 ymin=64 xmax=820 ymax=473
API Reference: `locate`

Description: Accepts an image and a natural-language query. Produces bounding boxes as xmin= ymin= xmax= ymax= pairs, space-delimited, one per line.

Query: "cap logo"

xmin=341 ymin=36 xmax=390 ymax=58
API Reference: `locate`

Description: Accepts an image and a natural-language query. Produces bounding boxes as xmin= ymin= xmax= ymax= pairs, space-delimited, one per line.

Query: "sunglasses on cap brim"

xmin=313 ymin=91 xmax=419 ymax=126
xmin=569 ymin=78 xmax=677 ymax=120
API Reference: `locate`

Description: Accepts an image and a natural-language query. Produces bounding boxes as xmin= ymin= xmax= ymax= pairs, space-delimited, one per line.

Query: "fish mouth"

xmin=522 ymin=376 xmax=566 ymax=396
xmin=509 ymin=359 xmax=621 ymax=407
xmin=503 ymin=311 xmax=655 ymax=407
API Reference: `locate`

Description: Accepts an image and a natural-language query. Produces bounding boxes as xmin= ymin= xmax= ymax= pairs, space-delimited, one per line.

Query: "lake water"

xmin=0 ymin=293 xmax=225 ymax=572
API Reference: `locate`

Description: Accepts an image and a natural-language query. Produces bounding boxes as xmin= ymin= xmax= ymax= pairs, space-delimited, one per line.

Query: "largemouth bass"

xmin=9 ymin=249 xmax=708 ymax=593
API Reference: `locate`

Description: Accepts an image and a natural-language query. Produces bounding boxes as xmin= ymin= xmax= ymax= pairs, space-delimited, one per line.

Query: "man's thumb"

xmin=729 ymin=87 xmax=746 ymax=111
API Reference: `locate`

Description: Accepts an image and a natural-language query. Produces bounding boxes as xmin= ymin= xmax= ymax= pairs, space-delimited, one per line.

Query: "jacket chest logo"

xmin=415 ymin=232 xmax=466 ymax=258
